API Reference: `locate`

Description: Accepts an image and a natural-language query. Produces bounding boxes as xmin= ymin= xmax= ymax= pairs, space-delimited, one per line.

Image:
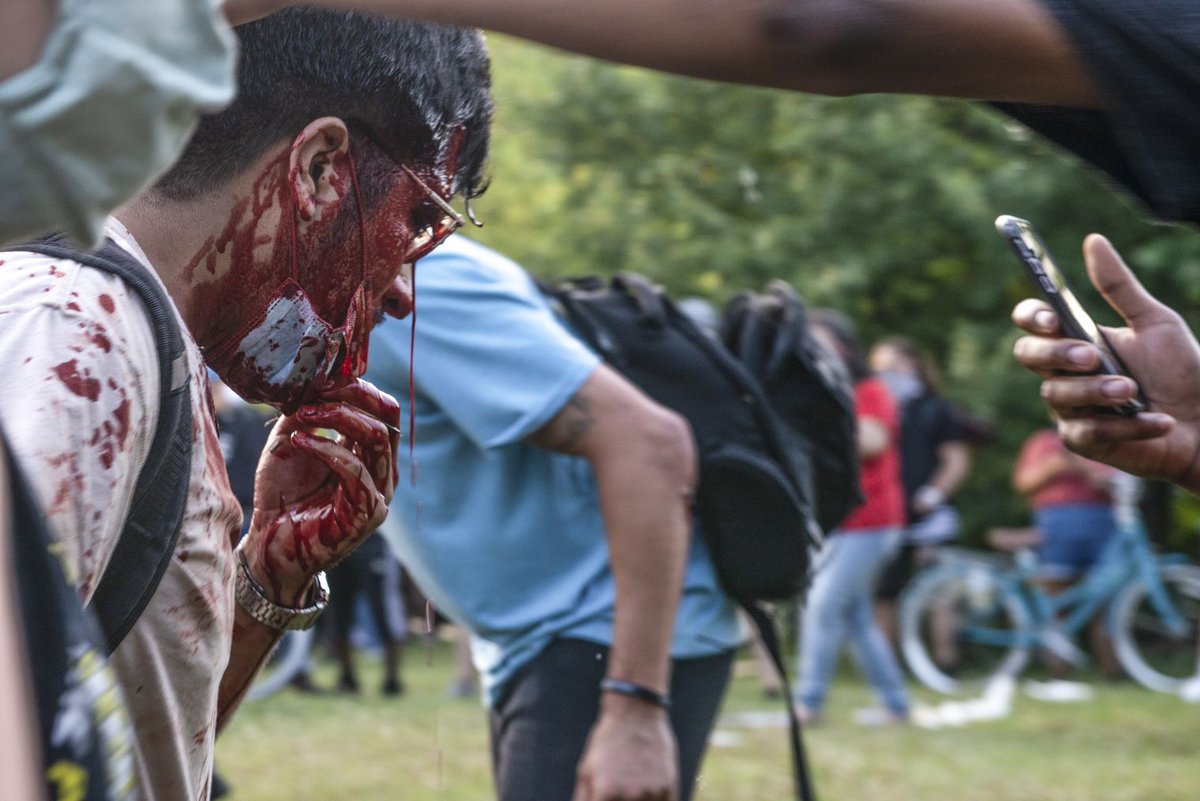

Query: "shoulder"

xmin=418 ymin=236 xmax=539 ymax=295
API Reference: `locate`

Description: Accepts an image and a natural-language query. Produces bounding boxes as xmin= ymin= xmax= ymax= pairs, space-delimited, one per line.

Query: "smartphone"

xmin=995 ymin=214 xmax=1145 ymax=416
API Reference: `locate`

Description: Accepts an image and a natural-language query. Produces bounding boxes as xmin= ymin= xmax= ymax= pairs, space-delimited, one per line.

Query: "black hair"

xmin=156 ymin=9 xmax=492 ymax=202
xmin=810 ymin=308 xmax=870 ymax=383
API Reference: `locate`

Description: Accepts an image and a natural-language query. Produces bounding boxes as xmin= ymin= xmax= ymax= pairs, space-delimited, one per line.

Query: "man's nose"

xmin=381 ymin=265 xmax=414 ymax=320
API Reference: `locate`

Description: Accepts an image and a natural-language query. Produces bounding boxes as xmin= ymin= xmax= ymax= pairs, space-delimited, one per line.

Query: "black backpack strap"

xmin=745 ymin=603 xmax=817 ymax=801
xmin=10 ymin=237 xmax=193 ymax=654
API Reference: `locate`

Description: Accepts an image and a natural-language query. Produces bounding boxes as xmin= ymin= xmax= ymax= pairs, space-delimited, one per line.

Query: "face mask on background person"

xmin=876 ymin=369 xmax=924 ymax=407
xmin=0 ymin=0 xmax=235 ymax=248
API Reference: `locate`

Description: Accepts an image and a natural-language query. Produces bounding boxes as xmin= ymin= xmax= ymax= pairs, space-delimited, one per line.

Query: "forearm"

xmin=1013 ymin=452 xmax=1069 ymax=495
xmin=927 ymin=443 xmax=971 ymax=497
xmin=215 ymin=547 xmax=311 ymax=730
xmin=596 ymin=447 xmax=692 ymax=694
xmin=284 ymin=0 xmax=1097 ymax=105
xmin=216 ymin=607 xmax=284 ymax=730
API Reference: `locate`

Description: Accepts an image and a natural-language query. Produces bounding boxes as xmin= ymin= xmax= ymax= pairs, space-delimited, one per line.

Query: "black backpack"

xmin=722 ymin=281 xmax=861 ymax=534
xmin=540 ymin=272 xmax=850 ymax=801
xmin=4 ymin=236 xmax=193 ymax=654
xmin=541 ymin=273 xmax=821 ymax=605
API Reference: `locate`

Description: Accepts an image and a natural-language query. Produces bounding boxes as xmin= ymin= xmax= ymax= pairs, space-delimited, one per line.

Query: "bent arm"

xmin=526 ymin=364 xmax=694 ymax=799
xmin=1013 ymin=448 xmax=1069 ymax=496
xmin=858 ymin=415 xmax=891 ymax=460
xmin=929 ymin=441 xmax=972 ymax=498
xmin=263 ymin=0 xmax=1099 ymax=106
xmin=526 ymin=364 xmax=694 ymax=698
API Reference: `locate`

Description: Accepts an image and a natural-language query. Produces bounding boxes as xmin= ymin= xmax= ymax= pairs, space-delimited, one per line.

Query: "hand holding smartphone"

xmin=996 ymin=214 xmax=1146 ymax=417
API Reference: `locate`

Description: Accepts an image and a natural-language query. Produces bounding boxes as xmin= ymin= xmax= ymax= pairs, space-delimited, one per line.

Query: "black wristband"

xmin=599 ymin=678 xmax=671 ymax=709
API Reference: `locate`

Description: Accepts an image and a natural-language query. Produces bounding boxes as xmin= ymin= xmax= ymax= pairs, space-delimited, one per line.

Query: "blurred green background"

xmin=456 ymin=35 xmax=1200 ymax=553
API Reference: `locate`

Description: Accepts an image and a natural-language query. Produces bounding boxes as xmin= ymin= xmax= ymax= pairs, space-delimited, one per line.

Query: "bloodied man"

xmin=0 ymin=10 xmax=491 ymax=800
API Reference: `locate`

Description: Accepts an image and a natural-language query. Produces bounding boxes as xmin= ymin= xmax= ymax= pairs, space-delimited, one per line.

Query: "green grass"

xmin=216 ymin=639 xmax=1200 ymax=800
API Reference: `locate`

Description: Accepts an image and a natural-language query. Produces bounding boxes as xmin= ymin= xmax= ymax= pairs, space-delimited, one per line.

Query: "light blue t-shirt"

xmin=367 ymin=236 xmax=740 ymax=705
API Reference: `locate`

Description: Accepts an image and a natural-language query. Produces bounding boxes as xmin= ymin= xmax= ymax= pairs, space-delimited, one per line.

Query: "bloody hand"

xmin=240 ymin=379 xmax=400 ymax=606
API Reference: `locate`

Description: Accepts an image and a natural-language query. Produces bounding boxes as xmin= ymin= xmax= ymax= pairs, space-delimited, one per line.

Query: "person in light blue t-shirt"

xmin=368 ymin=235 xmax=740 ymax=801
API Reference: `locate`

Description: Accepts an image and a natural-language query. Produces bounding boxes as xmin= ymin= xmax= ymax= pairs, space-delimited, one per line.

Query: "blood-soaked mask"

xmin=204 ymin=151 xmax=372 ymax=414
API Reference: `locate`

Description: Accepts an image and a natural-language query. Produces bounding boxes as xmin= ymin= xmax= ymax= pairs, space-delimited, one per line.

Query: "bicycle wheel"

xmin=245 ymin=628 xmax=315 ymax=701
xmin=1111 ymin=563 xmax=1200 ymax=694
xmin=900 ymin=562 xmax=1032 ymax=694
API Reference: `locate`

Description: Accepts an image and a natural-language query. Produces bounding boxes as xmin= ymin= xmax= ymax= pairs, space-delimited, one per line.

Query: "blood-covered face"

xmin=192 ymin=131 xmax=452 ymax=412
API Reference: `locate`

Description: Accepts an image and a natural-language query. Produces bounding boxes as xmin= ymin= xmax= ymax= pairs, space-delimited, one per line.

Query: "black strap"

xmin=10 ymin=237 xmax=193 ymax=654
xmin=745 ymin=603 xmax=817 ymax=801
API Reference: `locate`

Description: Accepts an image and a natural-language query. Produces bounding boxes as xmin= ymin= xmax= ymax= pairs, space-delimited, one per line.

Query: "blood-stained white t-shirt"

xmin=0 ymin=219 xmax=243 ymax=801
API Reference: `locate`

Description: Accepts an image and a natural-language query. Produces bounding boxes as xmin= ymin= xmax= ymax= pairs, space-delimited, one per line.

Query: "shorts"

xmin=1033 ymin=503 xmax=1117 ymax=582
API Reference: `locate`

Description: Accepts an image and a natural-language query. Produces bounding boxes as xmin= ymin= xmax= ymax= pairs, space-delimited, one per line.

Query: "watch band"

xmin=234 ymin=548 xmax=329 ymax=631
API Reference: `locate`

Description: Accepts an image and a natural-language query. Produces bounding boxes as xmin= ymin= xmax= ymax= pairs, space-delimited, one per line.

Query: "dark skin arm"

xmin=227 ymin=0 xmax=1099 ymax=106
xmin=525 ymin=365 xmax=696 ymax=801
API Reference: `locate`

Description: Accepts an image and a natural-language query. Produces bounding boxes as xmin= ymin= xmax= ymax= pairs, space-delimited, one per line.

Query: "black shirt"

xmin=898 ymin=393 xmax=962 ymax=521
xmin=996 ymin=0 xmax=1200 ymax=223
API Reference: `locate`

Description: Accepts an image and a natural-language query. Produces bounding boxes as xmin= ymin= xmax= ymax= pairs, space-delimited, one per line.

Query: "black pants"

xmin=488 ymin=638 xmax=734 ymax=801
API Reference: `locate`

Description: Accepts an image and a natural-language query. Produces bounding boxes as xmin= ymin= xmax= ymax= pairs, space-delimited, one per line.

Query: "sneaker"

xmin=853 ymin=707 xmax=908 ymax=727
xmin=382 ymin=677 xmax=404 ymax=697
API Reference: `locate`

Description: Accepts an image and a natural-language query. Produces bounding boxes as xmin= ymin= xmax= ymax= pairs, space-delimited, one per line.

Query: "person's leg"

xmin=488 ymin=639 xmax=609 ymax=801
xmin=795 ymin=534 xmax=858 ymax=715
xmin=326 ymin=552 xmax=367 ymax=692
xmin=873 ymin=543 xmax=915 ymax=649
xmin=488 ymin=638 xmax=733 ymax=801
xmin=844 ymin=530 xmax=911 ymax=718
xmin=365 ymin=549 xmax=407 ymax=695
xmin=669 ymin=650 xmax=735 ymax=801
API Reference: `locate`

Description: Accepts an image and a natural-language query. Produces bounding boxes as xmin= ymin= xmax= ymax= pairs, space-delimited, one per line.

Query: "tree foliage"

xmin=467 ymin=37 xmax=1200 ymax=546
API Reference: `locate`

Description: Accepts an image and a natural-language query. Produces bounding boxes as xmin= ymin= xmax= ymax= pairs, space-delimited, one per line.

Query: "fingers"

xmin=1011 ymin=298 xmax=1060 ymax=336
xmin=1057 ymin=413 xmax=1175 ymax=453
xmin=1038 ymin=373 xmax=1139 ymax=411
xmin=289 ymin=431 xmax=387 ymax=529
xmin=1083 ymin=234 xmax=1165 ymax=328
xmin=296 ymin=402 xmax=396 ymax=499
xmin=1012 ymin=334 xmax=1102 ymax=377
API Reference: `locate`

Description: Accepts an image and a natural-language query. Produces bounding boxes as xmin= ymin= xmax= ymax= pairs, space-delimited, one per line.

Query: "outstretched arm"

xmin=227 ymin=0 xmax=1099 ymax=106
xmin=526 ymin=364 xmax=695 ymax=801
xmin=1012 ymin=235 xmax=1200 ymax=495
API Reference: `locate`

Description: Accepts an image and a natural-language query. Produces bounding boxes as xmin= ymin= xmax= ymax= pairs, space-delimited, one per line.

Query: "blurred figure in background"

xmin=326 ymin=533 xmax=407 ymax=696
xmin=794 ymin=310 xmax=910 ymax=726
xmin=869 ymin=338 xmax=971 ymax=647
xmin=1013 ymin=426 xmax=1120 ymax=676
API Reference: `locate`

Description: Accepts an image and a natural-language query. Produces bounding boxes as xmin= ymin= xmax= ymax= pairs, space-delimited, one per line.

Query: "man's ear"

xmin=289 ymin=117 xmax=351 ymax=222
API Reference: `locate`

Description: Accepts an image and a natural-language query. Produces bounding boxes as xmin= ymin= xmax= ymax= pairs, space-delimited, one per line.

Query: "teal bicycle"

xmin=900 ymin=476 xmax=1200 ymax=696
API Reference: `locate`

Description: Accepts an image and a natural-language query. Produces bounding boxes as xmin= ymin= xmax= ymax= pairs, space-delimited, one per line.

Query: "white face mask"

xmin=0 ymin=0 xmax=234 ymax=246
xmin=876 ymin=370 xmax=924 ymax=406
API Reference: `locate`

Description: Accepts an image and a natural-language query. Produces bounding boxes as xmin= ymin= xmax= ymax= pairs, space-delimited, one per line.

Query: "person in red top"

xmin=1014 ymin=429 xmax=1118 ymax=583
xmin=794 ymin=311 xmax=910 ymax=726
xmin=1013 ymin=428 xmax=1120 ymax=675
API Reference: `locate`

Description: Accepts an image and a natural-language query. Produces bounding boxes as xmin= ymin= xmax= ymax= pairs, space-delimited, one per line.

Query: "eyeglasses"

xmin=400 ymin=163 xmax=476 ymax=263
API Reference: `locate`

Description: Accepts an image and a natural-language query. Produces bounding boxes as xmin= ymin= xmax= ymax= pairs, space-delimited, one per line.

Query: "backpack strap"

xmin=9 ymin=236 xmax=193 ymax=654
xmin=745 ymin=603 xmax=817 ymax=801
